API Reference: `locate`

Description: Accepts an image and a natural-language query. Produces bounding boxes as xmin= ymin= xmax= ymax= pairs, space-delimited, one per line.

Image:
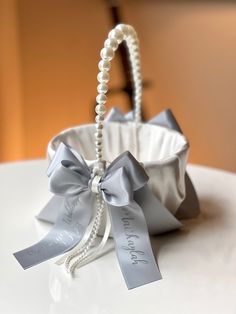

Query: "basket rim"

xmin=48 ymin=122 xmax=189 ymax=165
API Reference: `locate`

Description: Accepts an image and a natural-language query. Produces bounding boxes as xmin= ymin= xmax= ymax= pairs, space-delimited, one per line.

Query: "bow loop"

xmin=48 ymin=143 xmax=91 ymax=197
xmin=47 ymin=142 xmax=90 ymax=177
xmin=48 ymin=145 xmax=148 ymax=206
xmin=105 ymin=151 xmax=149 ymax=191
xmin=100 ymin=167 xmax=133 ymax=206
xmin=49 ymin=162 xmax=90 ymax=196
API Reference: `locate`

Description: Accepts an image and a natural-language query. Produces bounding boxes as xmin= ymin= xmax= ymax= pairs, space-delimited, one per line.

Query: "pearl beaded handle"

xmin=63 ymin=25 xmax=142 ymax=273
xmin=94 ymin=24 xmax=142 ymax=174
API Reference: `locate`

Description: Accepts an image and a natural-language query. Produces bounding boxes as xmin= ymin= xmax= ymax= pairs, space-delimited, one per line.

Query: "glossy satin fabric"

xmin=105 ymin=107 xmax=200 ymax=219
xmin=46 ymin=121 xmax=189 ymax=222
xmin=15 ymin=144 xmax=183 ymax=288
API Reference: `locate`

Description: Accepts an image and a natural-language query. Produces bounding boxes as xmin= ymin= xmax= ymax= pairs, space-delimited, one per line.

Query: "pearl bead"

xmin=131 ymin=54 xmax=140 ymax=63
xmin=133 ymin=65 xmax=140 ymax=72
xmin=135 ymin=90 xmax=141 ymax=97
xmin=134 ymin=77 xmax=141 ymax=85
xmin=132 ymin=68 xmax=141 ymax=75
xmin=132 ymin=49 xmax=139 ymax=56
xmin=135 ymin=103 xmax=141 ymax=109
xmin=133 ymin=70 xmax=141 ymax=78
xmin=100 ymin=47 xmax=114 ymax=60
xmin=95 ymin=131 xmax=103 ymax=138
xmin=97 ymin=71 xmax=109 ymax=83
xmin=104 ymin=38 xmax=119 ymax=51
xmin=96 ymin=94 xmax=107 ymax=104
xmin=134 ymin=85 xmax=141 ymax=94
xmin=116 ymin=24 xmax=130 ymax=37
xmin=130 ymin=52 xmax=140 ymax=60
xmin=98 ymin=60 xmax=110 ymax=71
xmin=97 ymin=83 xmax=108 ymax=94
xmin=129 ymin=33 xmax=138 ymax=41
xmin=133 ymin=61 xmax=140 ymax=68
xmin=135 ymin=89 xmax=142 ymax=97
xmin=135 ymin=91 xmax=141 ymax=97
xmin=95 ymin=152 xmax=102 ymax=158
xmin=132 ymin=68 xmax=140 ymax=76
xmin=129 ymin=41 xmax=138 ymax=48
xmin=95 ymin=140 xmax=102 ymax=146
xmin=135 ymin=78 xmax=142 ymax=85
xmin=130 ymin=50 xmax=139 ymax=56
xmin=93 ymin=24 xmax=143 ymax=165
xmin=133 ymin=76 xmax=141 ymax=84
xmin=96 ymin=122 xmax=103 ymax=130
xmin=127 ymin=25 xmax=135 ymax=36
xmin=96 ymin=154 xmax=102 ymax=161
xmin=95 ymin=115 xmax=104 ymax=123
xmin=131 ymin=60 xmax=140 ymax=68
xmin=96 ymin=122 xmax=103 ymax=129
xmin=132 ymin=50 xmax=140 ymax=57
xmin=108 ymin=29 xmax=124 ymax=44
xmin=95 ymin=147 xmax=102 ymax=153
xmin=134 ymin=93 xmax=140 ymax=100
xmin=95 ymin=104 xmax=106 ymax=115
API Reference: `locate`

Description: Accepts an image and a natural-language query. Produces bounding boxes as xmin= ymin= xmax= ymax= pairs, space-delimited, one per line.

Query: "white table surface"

xmin=0 ymin=160 xmax=236 ymax=314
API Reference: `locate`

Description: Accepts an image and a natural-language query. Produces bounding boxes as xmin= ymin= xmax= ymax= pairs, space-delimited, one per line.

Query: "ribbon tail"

xmin=76 ymin=208 xmax=112 ymax=268
xmin=134 ymin=185 xmax=182 ymax=235
xmin=108 ymin=202 xmax=162 ymax=289
xmin=14 ymin=191 xmax=95 ymax=269
xmin=36 ymin=195 xmax=63 ymax=224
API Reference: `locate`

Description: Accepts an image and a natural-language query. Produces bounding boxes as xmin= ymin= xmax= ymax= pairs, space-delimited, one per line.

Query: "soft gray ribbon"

xmin=14 ymin=143 xmax=182 ymax=289
xmin=105 ymin=107 xmax=200 ymax=219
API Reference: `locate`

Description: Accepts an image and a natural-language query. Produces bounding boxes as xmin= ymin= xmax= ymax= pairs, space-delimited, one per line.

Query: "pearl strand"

xmin=65 ymin=196 xmax=105 ymax=274
xmin=94 ymin=24 xmax=142 ymax=174
xmin=65 ymin=25 xmax=142 ymax=275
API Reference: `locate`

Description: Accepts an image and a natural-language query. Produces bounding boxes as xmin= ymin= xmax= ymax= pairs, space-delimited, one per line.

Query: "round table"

xmin=0 ymin=160 xmax=236 ymax=314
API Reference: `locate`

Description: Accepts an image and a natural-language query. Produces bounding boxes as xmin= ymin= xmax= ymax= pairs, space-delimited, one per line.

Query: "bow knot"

xmin=90 ymin=175 xmax=102 ymax=194
xmin=48 ymin=144 xmax=149 ymax=208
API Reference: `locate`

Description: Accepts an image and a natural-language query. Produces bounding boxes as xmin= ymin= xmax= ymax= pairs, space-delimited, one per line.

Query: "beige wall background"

xmin=0 ymin=0 xmax=236 ymax=172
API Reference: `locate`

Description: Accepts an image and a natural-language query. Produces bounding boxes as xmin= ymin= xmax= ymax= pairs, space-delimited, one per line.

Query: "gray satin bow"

xmin=13 ymin=107 xmax=199 ymax=289
xmin=14 ymin=143 xmax=182 ymax=289
xmin=49 ymin=145 xmax=148 ymax=208
xmin=105 ymin=107 xmax=200 ymax=219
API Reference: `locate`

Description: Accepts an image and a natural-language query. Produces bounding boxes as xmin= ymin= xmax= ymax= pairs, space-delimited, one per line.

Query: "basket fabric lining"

xmin=50 ymin=122 xmax=187 ymax=162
